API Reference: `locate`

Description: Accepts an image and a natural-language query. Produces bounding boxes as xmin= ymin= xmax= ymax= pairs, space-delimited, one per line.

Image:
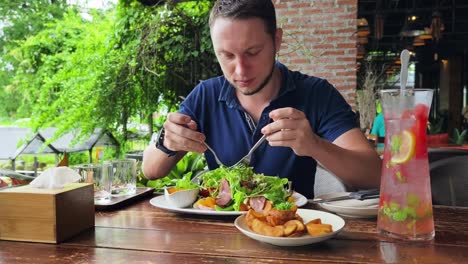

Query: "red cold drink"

xmin=377 ymin=89 xmax=435 ymax=241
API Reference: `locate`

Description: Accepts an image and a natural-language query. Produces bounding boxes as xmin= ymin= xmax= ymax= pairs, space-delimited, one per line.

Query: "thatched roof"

xmin=0 ymin=127 xmax=119 ymax=161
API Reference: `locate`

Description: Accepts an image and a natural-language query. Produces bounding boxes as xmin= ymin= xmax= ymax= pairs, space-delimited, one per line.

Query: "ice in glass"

xmin=377 ymin=89 xmax=435 ymax=241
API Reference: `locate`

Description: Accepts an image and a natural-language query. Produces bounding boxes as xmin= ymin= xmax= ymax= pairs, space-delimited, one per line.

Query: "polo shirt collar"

xmin=218 ymin=78 xmax=239 ymax=108
xmin=276 ymin=61 xmax=297 ymax=97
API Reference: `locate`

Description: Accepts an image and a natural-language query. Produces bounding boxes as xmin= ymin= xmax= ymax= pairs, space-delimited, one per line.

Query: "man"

xmin=370 ymin=101 xmax=385 ymax=151
xmin=142 ymin=0 xmax=381 ymax=198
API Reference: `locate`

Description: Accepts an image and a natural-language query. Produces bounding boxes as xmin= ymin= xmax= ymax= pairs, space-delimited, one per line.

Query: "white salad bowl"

xmin=164 ymin=187 xmax=199 ymax=208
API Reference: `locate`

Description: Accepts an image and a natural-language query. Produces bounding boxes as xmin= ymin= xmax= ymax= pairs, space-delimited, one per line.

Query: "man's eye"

xmin=246 ymin=50 xmax=260 ymax=57
xmin=220 ymin=53 xmax=234 ymax=60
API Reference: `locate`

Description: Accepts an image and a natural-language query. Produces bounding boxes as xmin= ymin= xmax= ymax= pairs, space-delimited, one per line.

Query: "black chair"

xmin=430 ymin=155 xmax=468 ymax=207
xmin=428 ymin=148 xmax=468 ymax=163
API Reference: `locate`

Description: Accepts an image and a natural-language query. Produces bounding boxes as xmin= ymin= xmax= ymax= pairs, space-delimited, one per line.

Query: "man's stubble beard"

xmin=240 ymin=61 xmax=275 ymax=96
xmin=229 ymin=56 xmax=276 ymax=96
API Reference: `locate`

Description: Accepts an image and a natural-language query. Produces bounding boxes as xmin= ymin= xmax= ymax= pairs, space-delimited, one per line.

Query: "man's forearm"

xmin=142 ymin=145 xmax=185 ymax=180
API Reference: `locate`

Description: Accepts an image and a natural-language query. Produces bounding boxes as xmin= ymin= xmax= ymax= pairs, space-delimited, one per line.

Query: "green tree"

xmin=8 ymin=9 xmax=113 ymax=141
xmin=108 ymin=0 xmax=219 ymax=137
xmin=0 ymin=0 xmax=72 ymax=119
xmin=4 ymin=0 xmax=219 ymax=150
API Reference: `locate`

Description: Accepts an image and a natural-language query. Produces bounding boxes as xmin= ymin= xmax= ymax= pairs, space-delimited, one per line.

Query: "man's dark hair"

xmin=209 ymin=0 xmax=277 ymax=39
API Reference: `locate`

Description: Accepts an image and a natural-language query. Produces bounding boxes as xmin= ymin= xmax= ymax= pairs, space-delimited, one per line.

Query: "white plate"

xmin=292 ymin=192 xmax=307 ymax=207
xmin=149 ymin=192 xmax=308 ymax=216
xmin=234 ymin=208 xmax=345 ymax=246
xmin=317 ymin=192 xmax=379 ymax=218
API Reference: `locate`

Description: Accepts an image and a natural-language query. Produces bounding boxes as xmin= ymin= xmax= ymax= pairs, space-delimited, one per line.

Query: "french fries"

xmin=245 ymin=209 xmax=333 ymax=238
xmin=283 ymin=219 xmax=305 ymax=237
xmin=251 ymin=218 xmax=285 ymax=237
xmin=306 ymin=223 xmax=333 ymax=236
xmin=305 ymin=218 xmax=333 ymax=236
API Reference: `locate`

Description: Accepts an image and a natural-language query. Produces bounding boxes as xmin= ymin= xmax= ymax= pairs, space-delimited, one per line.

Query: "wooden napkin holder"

xmin=0 ymin=183 xmax=94 ymax=243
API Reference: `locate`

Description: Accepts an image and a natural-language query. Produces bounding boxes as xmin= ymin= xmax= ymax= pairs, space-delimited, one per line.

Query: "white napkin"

xmin=30 ymin=167 xmax=81 ymax=189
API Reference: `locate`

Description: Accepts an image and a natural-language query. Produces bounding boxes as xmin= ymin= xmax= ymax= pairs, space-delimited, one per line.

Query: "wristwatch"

xmin=155 ymin=128 xmax=178 ymax=157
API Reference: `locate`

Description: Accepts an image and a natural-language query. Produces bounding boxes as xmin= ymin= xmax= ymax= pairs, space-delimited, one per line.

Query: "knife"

xmin=308 ymin=189 xmax=380 ymax=204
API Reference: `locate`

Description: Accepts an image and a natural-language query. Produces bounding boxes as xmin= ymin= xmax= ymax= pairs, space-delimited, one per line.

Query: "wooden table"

xmin=1 ymin=194 xmax=467 ymax=263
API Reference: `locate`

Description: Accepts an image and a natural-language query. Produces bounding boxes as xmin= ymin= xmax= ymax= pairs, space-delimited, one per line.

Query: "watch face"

xmin=156 ymin=128 xmax=177 ymax=156
xmin=158 ymin=129 xmax=165 ymax=141
xmin=156 ymin=129 xmax=166 ymax=148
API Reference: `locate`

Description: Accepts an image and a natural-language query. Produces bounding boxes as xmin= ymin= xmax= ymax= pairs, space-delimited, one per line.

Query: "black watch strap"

xmin=155 ymin=128 xmax=178 ymax=157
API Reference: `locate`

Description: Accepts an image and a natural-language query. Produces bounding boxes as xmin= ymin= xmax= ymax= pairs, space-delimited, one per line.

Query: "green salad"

xmin=200 ymin=166 xmax=293 ymax=211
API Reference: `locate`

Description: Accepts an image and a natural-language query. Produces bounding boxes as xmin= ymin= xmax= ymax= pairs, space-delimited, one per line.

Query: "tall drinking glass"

xmin=377 ymin=88 xmax=435 ymax=241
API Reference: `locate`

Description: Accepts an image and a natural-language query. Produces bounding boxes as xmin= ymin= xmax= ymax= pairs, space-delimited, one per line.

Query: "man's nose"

xmin=235 ymin=56 xmax=249 ymax=76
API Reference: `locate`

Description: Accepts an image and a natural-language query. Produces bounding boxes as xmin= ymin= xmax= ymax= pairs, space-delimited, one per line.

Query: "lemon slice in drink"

xmin=390 ymin=130 xmax=416 ymax=164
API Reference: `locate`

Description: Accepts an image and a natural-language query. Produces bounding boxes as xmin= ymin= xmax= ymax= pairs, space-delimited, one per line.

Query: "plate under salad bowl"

xmin=149 ymin=191 xmax=308 ymax=216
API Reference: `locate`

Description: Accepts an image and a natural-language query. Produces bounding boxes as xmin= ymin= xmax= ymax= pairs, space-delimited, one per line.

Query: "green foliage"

xmin=427 ymin=116 xmax=445 ymax=134
xmin=0 ymin=1 xmax=72 ymax=118
xmin=107 ymin=0 xmax=219 ymax=136
xmin=0 ymin=1 xmax=70 ymax=49
xmin=175 ymin=173 xmax=198 ymax=190
xmin=145 ymin=152 xmax=206 ymax=191
xmin=451 ymin=128 xmax=467 ymax=145
xmin=10 ymin=10 xmax=112 ymax=125
xmin=1 ymin=0 xmax=219 ymax=150
xmin=68 ymin=152 xmax=90 ymax=166
xmin=428 ymin=110 xmax=448 ymax=134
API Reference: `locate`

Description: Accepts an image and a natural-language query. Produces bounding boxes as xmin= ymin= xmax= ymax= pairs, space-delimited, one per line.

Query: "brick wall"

xmin=274 ymin=0 xmax=357 ymax=108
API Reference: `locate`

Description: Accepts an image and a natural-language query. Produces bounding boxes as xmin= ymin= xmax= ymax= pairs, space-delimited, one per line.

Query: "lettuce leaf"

xmin=175 ymin=172 xmax=198 ymax=190
xmin=201 ymin=166 xmax=290 ymax=211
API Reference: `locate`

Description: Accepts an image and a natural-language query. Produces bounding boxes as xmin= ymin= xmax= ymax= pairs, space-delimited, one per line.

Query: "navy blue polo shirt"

xmin=179 ymin=62 xmax=357 ymax=198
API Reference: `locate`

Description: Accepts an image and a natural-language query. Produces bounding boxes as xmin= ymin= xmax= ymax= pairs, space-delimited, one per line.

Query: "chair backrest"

xmin=314 ymin=164 xmax=348 ymax=197
xmin=430 ymin=155 xmax=468 ymax=207
xmin=429 ymin=148 xmax=468 ymax=163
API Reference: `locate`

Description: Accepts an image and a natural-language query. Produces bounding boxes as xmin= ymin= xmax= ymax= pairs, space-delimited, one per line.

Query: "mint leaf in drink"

xmin=406 ymin=194 xmax=420 ymax=207
xmin=391 ymin=135 xmax=402 ymax=154
xmin=395 ymin=171 xmax=406 ymax=183
xmin=403 ymin=207 xmax=417 ymax=218
xmin=392 ymin=210 xmax=408 ymax=222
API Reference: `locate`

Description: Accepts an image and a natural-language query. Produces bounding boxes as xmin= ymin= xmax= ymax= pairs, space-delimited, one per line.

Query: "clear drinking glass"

xmin=74 ymin=163 xmax=112 ymax=202
xmin=106 ymin=159 xmax=137 ymax=196
xmin=377 ymin=88 xmax=435 ymax=241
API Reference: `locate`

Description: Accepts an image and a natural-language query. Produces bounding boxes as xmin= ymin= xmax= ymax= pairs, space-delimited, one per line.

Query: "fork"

xmin=203 ymin=142 xmax=226 ymax=167
xmin=308 ymin=189 xmax=380 ymax=204
xmin=230 ymin=134 xmax=267 ymax=168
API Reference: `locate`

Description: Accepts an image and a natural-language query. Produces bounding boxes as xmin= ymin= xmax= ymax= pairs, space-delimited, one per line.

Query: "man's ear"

xmin=275 ymin=28 xmax=283 ymax=53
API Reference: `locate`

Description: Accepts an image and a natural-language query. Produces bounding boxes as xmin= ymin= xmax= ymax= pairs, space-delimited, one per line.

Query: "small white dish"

xmin=292 ymin=192 xmax=307 ymax=207
xmin=316 ymin=192 xmax=379 ymax=218
xmin=164 ymin=187 xmax=199 ymax=208
xmin=234 ymin=208 xmax=345 ymax=246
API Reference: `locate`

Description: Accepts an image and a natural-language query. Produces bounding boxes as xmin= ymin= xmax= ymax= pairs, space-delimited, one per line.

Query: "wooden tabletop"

xmin=1 ymin=194 xmax=467 ymax=264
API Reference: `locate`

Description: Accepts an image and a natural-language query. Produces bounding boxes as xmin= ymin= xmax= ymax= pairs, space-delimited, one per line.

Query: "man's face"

xmin=210 ymin=17 xmax=282 ymax=96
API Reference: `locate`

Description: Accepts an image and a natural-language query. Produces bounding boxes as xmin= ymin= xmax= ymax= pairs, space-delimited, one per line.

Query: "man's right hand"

xmin=162 ymin=113 xmax=207 ymax=153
